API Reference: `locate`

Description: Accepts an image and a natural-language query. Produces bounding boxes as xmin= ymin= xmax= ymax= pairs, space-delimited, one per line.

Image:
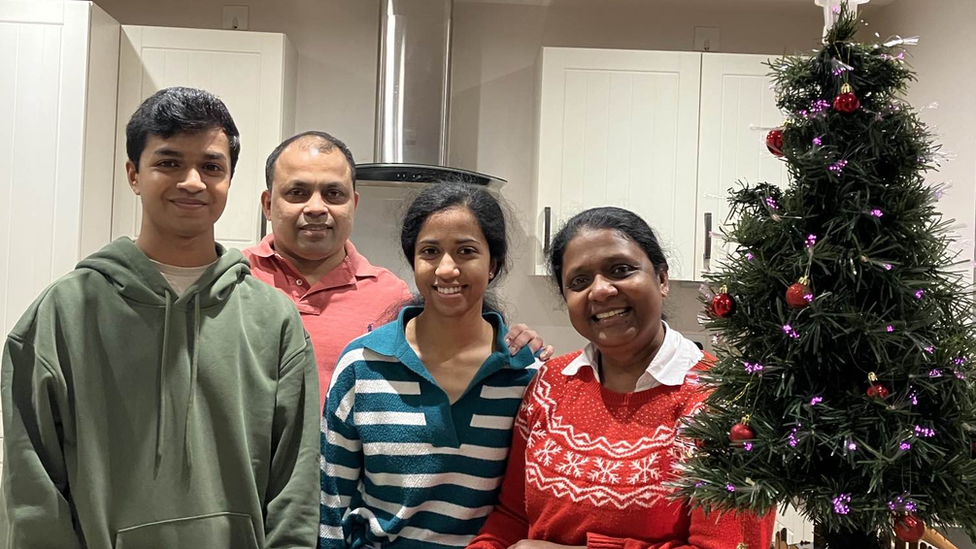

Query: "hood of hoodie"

xmin=77 ymin=237 xmax=251 ymax=309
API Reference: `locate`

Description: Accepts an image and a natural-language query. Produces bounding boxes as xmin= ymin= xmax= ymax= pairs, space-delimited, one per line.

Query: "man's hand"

xmin=505 ymin=324 xmax=555 ymax=361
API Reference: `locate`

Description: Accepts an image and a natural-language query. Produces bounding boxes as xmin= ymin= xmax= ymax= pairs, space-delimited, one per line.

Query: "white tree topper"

xmin=814 ymin=0 xmax=869 ymax=39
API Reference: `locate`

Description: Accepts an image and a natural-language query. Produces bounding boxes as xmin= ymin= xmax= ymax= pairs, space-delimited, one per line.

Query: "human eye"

xmin=566 ymin=275 xmax=590 ymax=291
xmin=611 ymin=264 xmax=636 ymax=277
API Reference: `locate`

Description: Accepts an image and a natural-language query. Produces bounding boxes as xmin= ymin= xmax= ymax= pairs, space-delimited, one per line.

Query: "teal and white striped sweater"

xmin=319 ymin=306 xmax=540 ymax=549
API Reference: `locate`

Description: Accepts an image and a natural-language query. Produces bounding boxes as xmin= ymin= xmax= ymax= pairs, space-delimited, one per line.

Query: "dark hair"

xmin=126 ymin=87 xmax=241 ymax=176
xmin=399 ymin=182 xmax=509 ymax=314
xmin=264 ymin=131 xmax=356 ymax=190
xmin=547 ymin=206 xmax=669 ymax=294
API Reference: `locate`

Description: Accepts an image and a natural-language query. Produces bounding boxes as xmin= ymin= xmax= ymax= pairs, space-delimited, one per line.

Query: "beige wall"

xmin=90 ymin=0 xmax=844 ymax=354
xmin=872 ymin=0 xmax=976 ymax=284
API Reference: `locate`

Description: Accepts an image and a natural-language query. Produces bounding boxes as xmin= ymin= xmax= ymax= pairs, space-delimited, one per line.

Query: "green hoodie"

xmin=0 ymin=238 xmax=320 ymax=549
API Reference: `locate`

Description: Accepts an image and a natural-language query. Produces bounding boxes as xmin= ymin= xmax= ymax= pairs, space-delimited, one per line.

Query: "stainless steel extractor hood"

xmin=357 ymin=0 xmax=505 ymax=187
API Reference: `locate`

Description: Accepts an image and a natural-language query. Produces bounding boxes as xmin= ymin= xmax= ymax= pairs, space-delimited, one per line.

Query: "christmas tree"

xmin=674 ymin=5 xmax=976 ymax=548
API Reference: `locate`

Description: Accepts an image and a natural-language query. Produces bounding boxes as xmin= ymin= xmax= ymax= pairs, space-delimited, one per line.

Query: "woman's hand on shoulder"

xmin=507 ymin=541 xmax=584 ymax=549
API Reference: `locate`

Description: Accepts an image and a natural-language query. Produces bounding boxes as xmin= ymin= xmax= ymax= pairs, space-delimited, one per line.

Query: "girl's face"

xmin=560 ymin=228 xmax=669 ymax=356
xmin=413 ymin=206 xmax=496 ymax=319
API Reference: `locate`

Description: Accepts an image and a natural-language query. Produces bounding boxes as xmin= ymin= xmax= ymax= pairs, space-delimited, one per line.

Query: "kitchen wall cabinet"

xmin=532 ymin=47 xmax=702 ymax=279
xmin=110 ymin=25 xmax=297 ymax=250
xmin=532 ymin=47 xmax=787 ymax=281
xmin=696 ymin=52 xmax=789 ymax=278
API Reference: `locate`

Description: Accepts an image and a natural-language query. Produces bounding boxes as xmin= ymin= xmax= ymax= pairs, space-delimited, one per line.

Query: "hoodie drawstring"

xmin=155 ymin=291 xmax=201 ymax=476
xmin=155 ymin=290 xmax=173 ymax=476
xmin=183 ymin=295 xmax=201 ymax=471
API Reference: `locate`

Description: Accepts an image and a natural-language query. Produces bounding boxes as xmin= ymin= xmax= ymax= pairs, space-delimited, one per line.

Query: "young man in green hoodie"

xmin=0 ymin=87 xmax=320 ymax=549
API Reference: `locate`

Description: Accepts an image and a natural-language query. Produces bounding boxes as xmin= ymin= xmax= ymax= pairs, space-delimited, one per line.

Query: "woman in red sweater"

xmin=468 ymin=207 xmax=774 ymax=549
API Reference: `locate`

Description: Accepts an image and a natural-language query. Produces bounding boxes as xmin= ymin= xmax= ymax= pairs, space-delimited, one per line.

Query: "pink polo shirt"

xmin=244 ymin=235 xmax=412 ymax=410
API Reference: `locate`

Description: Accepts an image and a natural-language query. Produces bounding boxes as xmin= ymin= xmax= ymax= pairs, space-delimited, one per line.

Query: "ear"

xmin=658 ymin=267 xmax=670 ymax=298
xmin=353 ymin=191 xmax=360 ymax=210
xmin=261 ymin=189 xmax=272 ymax=220
xmin=488 ymin=259 xmax=498 ymax=281
xmin=125 ymin=161 xmax=141 ymax=196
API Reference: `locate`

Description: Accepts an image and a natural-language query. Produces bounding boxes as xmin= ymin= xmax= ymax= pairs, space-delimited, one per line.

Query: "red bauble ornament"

xmin=766 ymin=128 xmax=785 ymax=157
xmin=729 ymin=421 xmax=755 ymax=443
xmin=867 ymin=384 xmax=890 ymax=400
xmin=711 ymin=286 xmax=736 ymax=318
xmin=894 ymin=515 xmax=925 ymax=543
xmin=786 ymin=277 xmax=813 ymax=309
xmin=867 ymin=372 xmax=890 ymax=399
xmin=834 ymin=83 xmax=861 ymax=113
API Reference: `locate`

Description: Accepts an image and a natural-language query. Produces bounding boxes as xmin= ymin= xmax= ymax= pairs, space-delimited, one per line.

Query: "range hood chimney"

xmin=356 ymin=0 xmax=506 ymax=187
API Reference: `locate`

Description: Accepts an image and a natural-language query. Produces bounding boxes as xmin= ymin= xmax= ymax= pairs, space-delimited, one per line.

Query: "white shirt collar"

xmin=561 ymin=322 xmax=704 ymax=391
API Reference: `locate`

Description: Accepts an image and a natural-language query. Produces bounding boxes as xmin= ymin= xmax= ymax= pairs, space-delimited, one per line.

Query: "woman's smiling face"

xmin=560 ymin=228 xmax=669 ymax=354
xmin=413 ymin=206 xmax=496 ymax=319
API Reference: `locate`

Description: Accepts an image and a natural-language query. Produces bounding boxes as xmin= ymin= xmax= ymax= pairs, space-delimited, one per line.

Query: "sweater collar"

xmin=363 ymin=306 xmax=537 ymax=371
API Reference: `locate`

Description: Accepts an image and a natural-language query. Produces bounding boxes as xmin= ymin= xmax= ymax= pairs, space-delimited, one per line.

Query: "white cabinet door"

xmin=111 ymin=26 xmax=297 ymax=250
xmin=0 ymin=0 xmax=119 ymax=480
xmin=0 ymin=0 xmax=118 ymax=334
xmin=696 ymin=53 xmax=788 ymax=281
xmin=533 ymin=48 xmax=702 ymax=280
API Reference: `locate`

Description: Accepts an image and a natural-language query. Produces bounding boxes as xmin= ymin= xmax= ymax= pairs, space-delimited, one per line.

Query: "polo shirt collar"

xmin=254 ymin=234 xmax=382 ymax=281
xmin=342 ymin=240 xmax=382 ymax=279
xmin=250 ymin=233 xmax=277 ymax=258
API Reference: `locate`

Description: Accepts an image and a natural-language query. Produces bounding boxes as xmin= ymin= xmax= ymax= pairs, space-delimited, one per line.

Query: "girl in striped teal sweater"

xmin=319 ymin=183 xmax=542 ymax=549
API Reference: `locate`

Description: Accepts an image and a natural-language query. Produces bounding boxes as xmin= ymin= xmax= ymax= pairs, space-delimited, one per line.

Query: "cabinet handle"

xmin=543 ymin=206 xmax=552 ymax=255
xmin=703 ymin=212 xmax=712 ymax=272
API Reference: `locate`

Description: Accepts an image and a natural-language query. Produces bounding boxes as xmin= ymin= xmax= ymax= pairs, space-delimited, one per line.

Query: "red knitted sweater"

xmin=468 ymin=351 xmax=774 ymax=549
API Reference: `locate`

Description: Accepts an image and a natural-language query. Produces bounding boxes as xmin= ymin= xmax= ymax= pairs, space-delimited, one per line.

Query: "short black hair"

xmin=125 ymin=87 xmax=241 ymax=176
xmin=264 ymin=131 xmax=357 ymax=190
xmin=547 ymin=206 xmax=669 ymax=294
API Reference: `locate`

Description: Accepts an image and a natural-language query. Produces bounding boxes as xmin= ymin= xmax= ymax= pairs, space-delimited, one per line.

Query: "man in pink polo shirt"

xmin=245 ymin=131 xmax=551 ymax=410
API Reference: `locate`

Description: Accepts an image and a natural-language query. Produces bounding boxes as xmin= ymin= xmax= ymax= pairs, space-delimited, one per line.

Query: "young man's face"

xmin=126 ymin=128 xmax=232 ymax=241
